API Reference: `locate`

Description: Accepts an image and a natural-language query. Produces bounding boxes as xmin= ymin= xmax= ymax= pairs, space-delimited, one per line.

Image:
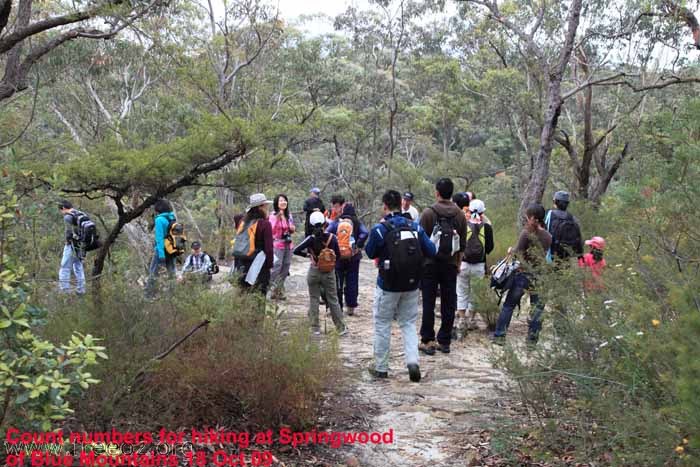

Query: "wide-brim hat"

xmin=246 ymin=193 xmax=273 ymax=212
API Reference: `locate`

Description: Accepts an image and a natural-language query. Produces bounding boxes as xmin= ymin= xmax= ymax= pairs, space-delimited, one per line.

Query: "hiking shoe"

xmin=419 ymin=341 xmax=436 ymax=356
xmin=407 ymin=364 xmax=421 ymax=383
xmin=368 ymin=367 xmax=388 ymax=379
xmin=312 ymin=329 xmax=321 ymax=336
xmin=491 ymin=335 xmax=506 ymax=346
xmin=346 ymin=307 xmax=355 ymax=316
xmin=436 ymin=343 xmax=450 ymax=354
xmin=338 ymin=327 xmax=349 ymax=337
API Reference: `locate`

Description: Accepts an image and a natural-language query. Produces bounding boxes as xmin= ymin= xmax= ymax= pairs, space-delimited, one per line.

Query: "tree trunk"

xmin=518 ymin=0 xmax=583 ymax=222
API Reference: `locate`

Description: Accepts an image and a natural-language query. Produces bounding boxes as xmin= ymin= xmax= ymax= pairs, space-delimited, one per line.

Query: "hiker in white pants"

xmin=453 ymin=197 xmax=494 ymax=336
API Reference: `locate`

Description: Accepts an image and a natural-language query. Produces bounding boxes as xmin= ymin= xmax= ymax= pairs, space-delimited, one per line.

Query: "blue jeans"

xmin=58 ymin=244 xmax=85 ymax=294
xmin=494 ymin=272 xmax=545 ymax=342
xmin=145 ymin=254 xmax=176 ymax=297
xmin=373 ymin=287 xmax=420 ymax=372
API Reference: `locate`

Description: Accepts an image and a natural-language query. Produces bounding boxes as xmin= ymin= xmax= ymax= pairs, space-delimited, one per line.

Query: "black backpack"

xmin=70 ymin=210 xmax=101 ymax=252
xmin=430 ymin=207 xmax=457 ymax=262
xmin=463 ymin=223 xmax=485 ymax=264
xmin=205 ymin=252 xmax=219 ymax=274
xmin=380 ymin=220 xmax=424 ymax=292
xmin=551 ymin=213 xmax=582 ymax=259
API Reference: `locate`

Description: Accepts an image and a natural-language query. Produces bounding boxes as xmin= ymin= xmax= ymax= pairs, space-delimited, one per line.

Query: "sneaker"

xmin=312 ymin=329 xmax=321 ymax=336
xmin=491 ymin=335 xmax=506 ymax=346
xmin=338 ymin=327 xmax=349 ymax=337
xmin=419 ymin=341 xmax=436 ymax=356
xmin=368 ymin=367 xmax=388 ymax=379
xmin=467 ymin=322 xmax=479 ymax=331
xmin=407 ymin=364 xmax=421 ymax=382
xmin=436 ymin=343 xmax=450 ymax=354
xmin=346 ymin=307 xmax=355 ymax=316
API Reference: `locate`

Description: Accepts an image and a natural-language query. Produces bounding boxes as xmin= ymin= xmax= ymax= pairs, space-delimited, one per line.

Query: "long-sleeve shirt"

xmin=293 ymin=233 xmax=340 ymax=265
xmin=269 ymin=212 xmax=295 ymax=250
xmin=365 ymin=213 xmax=436 ymax=290
xmin=182 ymin=253 xmax=212 ymax=274
xmin=64 ymin=211 xmax=78 ymax=243
xmin=254 ymin=218 xmax=275 ymax=269
xmin=303 ymin=196 xmax=325 ymax=236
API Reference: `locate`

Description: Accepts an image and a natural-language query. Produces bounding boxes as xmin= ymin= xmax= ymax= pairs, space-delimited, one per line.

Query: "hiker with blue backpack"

xmin=365 ymin=190 xmax=436 ymax=381
xmin=418 ymin=178 xmax=468 ymax=355
xmin=326 ymin=196 xmax=369 ymax=316
xmin=492 ymin=203 xmax=552 ymax=346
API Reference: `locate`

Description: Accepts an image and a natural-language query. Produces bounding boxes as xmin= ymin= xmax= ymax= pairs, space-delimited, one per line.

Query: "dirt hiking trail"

xmin=269 ymin=256 xmax=525 ymax=467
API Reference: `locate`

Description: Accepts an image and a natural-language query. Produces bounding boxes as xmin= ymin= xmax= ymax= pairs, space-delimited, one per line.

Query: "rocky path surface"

xmin=273 ymin=256 xmax=522 ymax=467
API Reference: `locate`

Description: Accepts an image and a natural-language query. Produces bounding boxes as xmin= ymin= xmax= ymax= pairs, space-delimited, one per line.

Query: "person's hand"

xmin=507 ymin=247 xmax=513 ymax=255
xmin=289 ymin=224 xmax=296 ymax=233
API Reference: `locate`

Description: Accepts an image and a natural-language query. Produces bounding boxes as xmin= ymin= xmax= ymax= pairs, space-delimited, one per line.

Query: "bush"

xmin=40 ymin=278 xmax=340 ymax=430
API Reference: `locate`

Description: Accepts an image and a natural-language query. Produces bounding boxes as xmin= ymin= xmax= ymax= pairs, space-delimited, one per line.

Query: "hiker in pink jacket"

xmin=578 ymin=236 xmax=607 ymax=292
xmin=269 ymin=194 xmax=296 ymax=300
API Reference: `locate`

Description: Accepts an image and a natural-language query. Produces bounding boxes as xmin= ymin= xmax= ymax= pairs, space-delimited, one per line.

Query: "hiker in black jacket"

xmin=303 ymin=187 xmax=326 ymax=238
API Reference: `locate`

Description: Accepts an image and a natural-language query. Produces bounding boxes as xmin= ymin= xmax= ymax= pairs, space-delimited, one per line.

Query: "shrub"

xmin=41 ymin=278 xmax=340 ymax=430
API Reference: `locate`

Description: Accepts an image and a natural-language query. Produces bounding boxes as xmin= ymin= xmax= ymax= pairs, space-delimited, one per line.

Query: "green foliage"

xmin=0 ymin=182 xmax=106 ymax=431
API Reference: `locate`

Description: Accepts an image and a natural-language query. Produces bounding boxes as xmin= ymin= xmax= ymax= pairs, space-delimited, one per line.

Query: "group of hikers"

xmin=57 ymin=178 xmax=607 ymax=382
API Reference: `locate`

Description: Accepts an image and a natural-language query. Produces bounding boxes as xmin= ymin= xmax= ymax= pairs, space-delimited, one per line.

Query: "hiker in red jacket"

xmin=579 ymin=236 xmax=606 ymax=291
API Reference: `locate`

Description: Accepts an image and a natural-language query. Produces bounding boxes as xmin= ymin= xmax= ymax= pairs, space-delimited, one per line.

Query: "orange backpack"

xmin=315 ymin=235 xmax=337 ymax=273
xmin=337 ymin=218 xmax=354 ymax=260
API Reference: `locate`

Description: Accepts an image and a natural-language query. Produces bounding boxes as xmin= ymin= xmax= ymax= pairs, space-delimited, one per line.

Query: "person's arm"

xmin=329 ymin=234 xmax=340 ymax=258
xmin=417 ymin=224 xmax=437 ymax=257
xmin=154 ymin=217 xmax=167 ymax=260
xmin=293 ymin=236 xmax=313 ymax=257
xmin=182 ymin=255 xmax=193 ymax=272
xmin=513 ymin=230 xmax=529 ymax=255
xmin=325 ymin=221 xmax=338 ymax=235
xmin=364 ymin=224 xmax=385 ymax=259
xmin=261 ymin=220 xmax=274 ymax=269
xmin=356 ymin=222 xmax=369 ymax=249
xmin=303 ymin=199 xmax=310 ymax=213
xmin=484 ymin=223 xmax=495 ymax=255
xmin=457 ymin=212 xmax=468 ymax=253
xmin=419 ymin=208 xmax=433 ymax=235
xmin=64 ymin=214 xmax=75 ymax=243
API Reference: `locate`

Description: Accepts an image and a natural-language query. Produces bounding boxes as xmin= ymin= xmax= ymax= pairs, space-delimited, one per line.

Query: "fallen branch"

xmin=113 ymin=319 xmax=211 ymax=405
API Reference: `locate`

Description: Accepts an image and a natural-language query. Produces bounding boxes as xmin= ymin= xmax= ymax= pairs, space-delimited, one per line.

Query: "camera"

xmin=282 ymin=233 xmax=293 ymax=243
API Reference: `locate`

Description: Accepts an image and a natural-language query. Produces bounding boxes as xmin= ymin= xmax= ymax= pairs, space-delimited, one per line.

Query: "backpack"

xmin=549 ymin=212 xmax=582 ymax=259
xmin=164 ymin=219 xmax=187 ymax=256
xmin=232 ymin=219 xmax=258 ymax=259
xmin=464 ymin=222 xmax=485 ymax=264
xmin=489 ymin=256 xmax=520 ymax=304
xmin=380 ymin=220 xmax=424 ymax=292
xmin=70 ymin=210 xmax=101 ymax=252
xmin=205 ymin=253 xmax=219 ymax=274
xmin=429 ymin=207 xmax=459 ymax=262
xmin=314 ymin=235 xmax=336 ymax=273
xmin=337 ymin=218 xmax=355 ymax=260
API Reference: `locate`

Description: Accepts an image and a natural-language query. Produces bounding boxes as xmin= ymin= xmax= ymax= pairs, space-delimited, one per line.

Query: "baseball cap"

xmin=469 ymin=199 xmax=486 ymax=214
xmin=310 ymin=211 xmax=326 ymax=226
xmin=310 ymin=187 xmax=321 ymax=194
xmin=403 ymin=192 xmax=414 ymax=201
xmin=585 ymin=236 xmax=606 ymax=250
xmin=553 ymin=191 xmax=570 ymax=202
xmin=191 ymin=241 xmax=202 ymax=249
